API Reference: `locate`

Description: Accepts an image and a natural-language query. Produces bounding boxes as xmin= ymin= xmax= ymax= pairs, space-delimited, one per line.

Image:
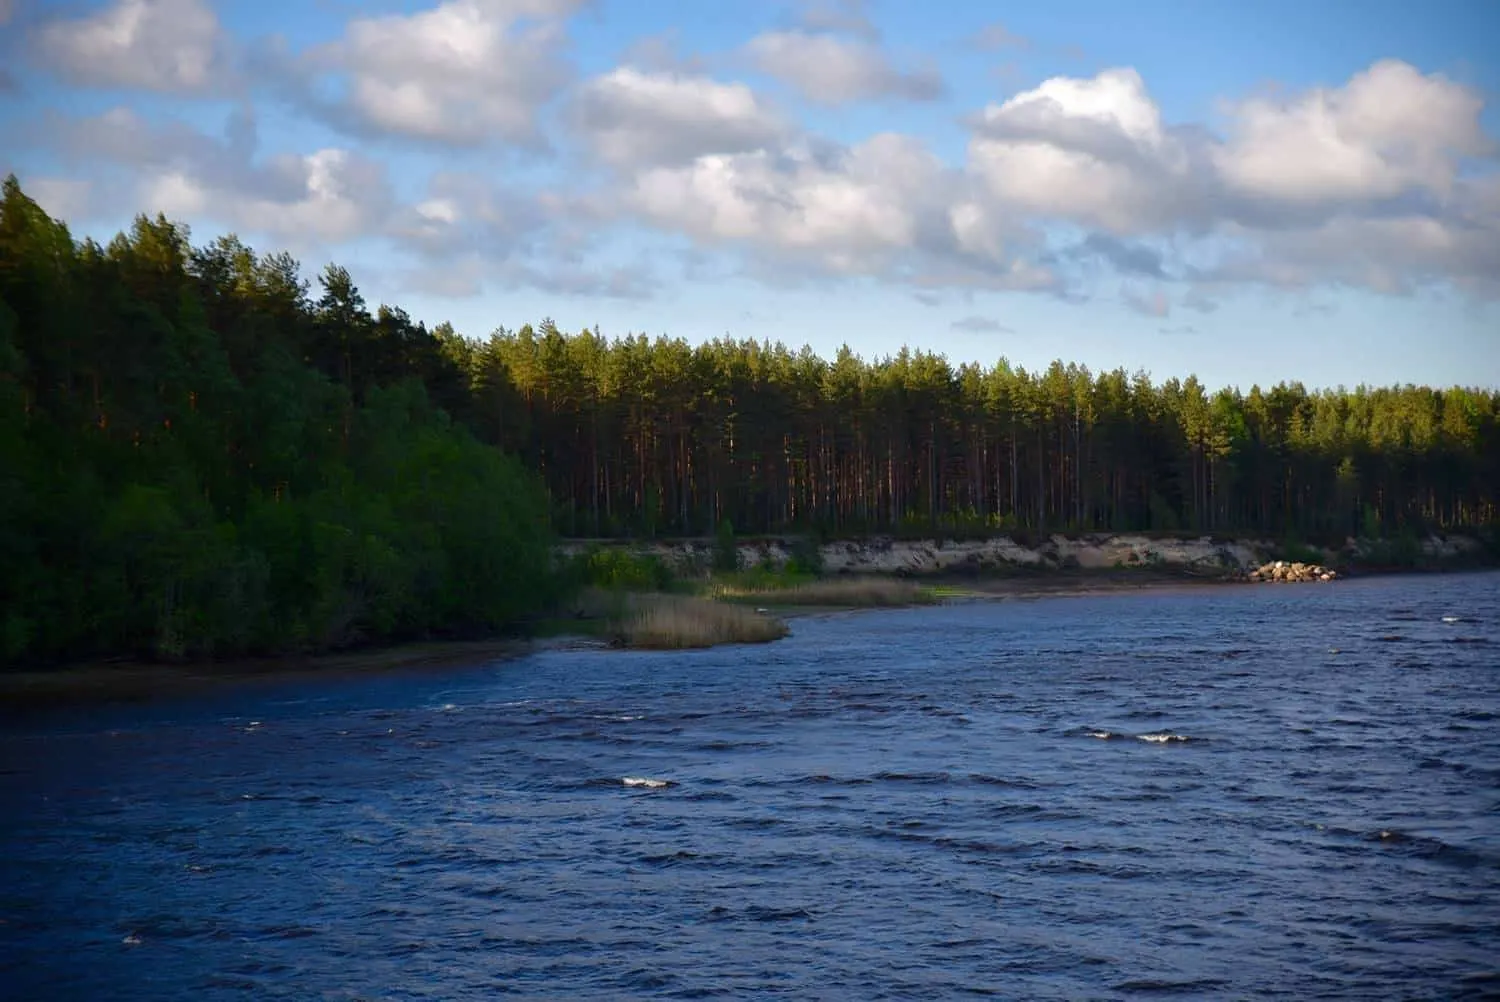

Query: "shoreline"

xmin=0 ymin=639 xmax=534 ymax=715
xmin=2 ymin=565 xmax=1492 ymax=713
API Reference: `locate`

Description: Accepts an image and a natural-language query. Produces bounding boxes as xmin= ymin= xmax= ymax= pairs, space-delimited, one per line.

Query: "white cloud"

xmin=1215 ymin=60 xmax=1490 ymax=206
xmin=37 ymin=105 xmax=392 ymax=245
xmin=18 ymin=23 xmax=1498 ymax=307
xmin=140 ymin=148 xmax=391 ymax=245
xmin=622 ymin=130 xmax=1053 ymax=290
xmin=301 ymin=0 xmax=584 ymax=145
xmin=968 ymin=68 xmax=1200 ymax=234
xmin=746 ymin=31 xmax=944 ymax=105
xmin=965 ymin=60 xmax=1498 ymax=299
xmin=631 ymin=135 xmax=926 ymax=266
xmin=36 ymin=0 xmax=226 ymax=93
xmin=571 ymin=68 xmax=787 ymax=167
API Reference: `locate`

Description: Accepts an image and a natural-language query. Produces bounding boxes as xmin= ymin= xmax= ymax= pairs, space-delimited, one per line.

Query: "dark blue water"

xmin=3 ymin=574 xmax=1499 ymax=1000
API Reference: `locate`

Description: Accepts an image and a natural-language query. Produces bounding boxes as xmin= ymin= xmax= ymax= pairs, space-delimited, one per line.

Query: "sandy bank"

xmin=559 ymin=531 xmax=1487 ymax=577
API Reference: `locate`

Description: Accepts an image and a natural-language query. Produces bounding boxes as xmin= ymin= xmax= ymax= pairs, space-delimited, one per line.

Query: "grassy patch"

xmin=709 ymin=566 xmax=817 ymax=592
xmin=618 ymin=594 xmax=789 ymax=650
xmin=710 ymin=575 xmax=938 ymax=608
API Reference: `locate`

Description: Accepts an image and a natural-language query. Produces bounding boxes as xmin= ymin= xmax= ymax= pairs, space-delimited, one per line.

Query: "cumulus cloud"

xmin=35 ymin=0 xmax=227 ymax=93
xmin=570 ymin=68 xmax=787 ymax=167
xmin=39 ymin=106 xmax=393 ymax=245
xmin=142 ymin=149 xmax=389 ymax=244
xmin=966 ymin=59 xmax=1498 ymax=299
xmin=28 ymin=104 xmax=643 ymax=299
xmin=15 ymin=13 xmax=1498 ymax=308
xmin=1215 ymin=60 xmax=1491 ymax=207
xmin=287 ymin=0 xmax=585 ymax=145
xmin=621 ymin=130 xmax=1052 ymax=290
xmin=746 ymin=31 xmax=944 ymax=105
xmin=968 ymin=68 xmax=1206 ymax=234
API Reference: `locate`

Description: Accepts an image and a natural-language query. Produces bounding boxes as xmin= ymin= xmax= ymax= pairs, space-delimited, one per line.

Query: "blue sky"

xmin=2 ymin=0 xmax=1497 ymax=391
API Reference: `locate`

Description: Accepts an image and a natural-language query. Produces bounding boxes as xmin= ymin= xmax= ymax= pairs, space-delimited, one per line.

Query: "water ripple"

xmin=2 ymin=572 xmax=1498 ymax=1000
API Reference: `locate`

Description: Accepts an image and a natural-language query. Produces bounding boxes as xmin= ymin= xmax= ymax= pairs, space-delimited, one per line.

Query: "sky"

xmin=2 ymin=0 xmax=1498 ymax=391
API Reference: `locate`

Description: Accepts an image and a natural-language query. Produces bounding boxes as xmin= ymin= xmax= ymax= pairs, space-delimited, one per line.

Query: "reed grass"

xmin=618 ymin=594 xmax=789 ymax=649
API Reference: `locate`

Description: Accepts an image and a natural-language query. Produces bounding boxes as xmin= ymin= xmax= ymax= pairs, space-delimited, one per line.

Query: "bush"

xmin=576 ymin=547 xmax=675 ymax=591
xmin=1277 ymin=536 xmax=1325 ymax=565
xmin=786 ymin=535 xmax=825 ymax=576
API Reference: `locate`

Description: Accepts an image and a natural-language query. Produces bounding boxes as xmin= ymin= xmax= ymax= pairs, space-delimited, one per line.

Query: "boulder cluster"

xmin=1247 ymin=560 xmax=1337 ymax=583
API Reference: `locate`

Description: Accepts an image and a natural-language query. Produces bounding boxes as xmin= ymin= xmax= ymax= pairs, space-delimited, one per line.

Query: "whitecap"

xmin=1137 ymin=732 xmax=1193 ymax=743
xmin=622 ymin=777 xmax=672 ymax=789
xmin=1084 ymin=730 xmax=1115 ymax=740
xmin=1441 ymin=616 xmax=1462 ymax=624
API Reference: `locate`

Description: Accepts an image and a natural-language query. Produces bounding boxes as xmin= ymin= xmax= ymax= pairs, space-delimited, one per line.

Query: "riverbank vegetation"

xmin=550 ymin=551 xmax=933 ymax=650
xmin=709 ymin=575 xmax=937 ymax=608
xmin=617 ymin=594 xmax=789 ymax=650
xmin=3 ymin=179 xmax=1497 ymax=665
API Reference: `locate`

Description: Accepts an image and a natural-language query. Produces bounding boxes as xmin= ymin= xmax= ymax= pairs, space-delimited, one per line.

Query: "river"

xmin=2 ymin=573 xmax=1498 ymax=1000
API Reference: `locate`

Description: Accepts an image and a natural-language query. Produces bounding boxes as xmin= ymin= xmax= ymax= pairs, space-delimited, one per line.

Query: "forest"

xmin=2 ymin=176 xmax=1497 ymax=664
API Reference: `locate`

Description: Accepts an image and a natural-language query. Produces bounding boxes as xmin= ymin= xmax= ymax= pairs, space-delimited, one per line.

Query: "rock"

xmin=1249 ymin=559 xmax=1336 ymax=584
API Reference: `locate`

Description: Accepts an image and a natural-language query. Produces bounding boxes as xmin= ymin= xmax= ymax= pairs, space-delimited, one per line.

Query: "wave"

xmin=622 ymin=777 xmax=673 ymax=789
xmin=1072 ymin=727 xmax=1201 ymax=744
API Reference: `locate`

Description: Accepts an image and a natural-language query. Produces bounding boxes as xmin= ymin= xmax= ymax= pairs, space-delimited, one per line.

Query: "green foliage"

xmin=3 ymin=176 xmax=1498 ymax=663
xmin=0 ymin=179 xmax=556 ymax=666
xmin=572 ymin=547 xmax=675 ymax=592
xmin=711 ymin=565 xmax=816 ymax=593
xmin=785 ymin=536 xmax=825 ymax=576
xmin=713 ymin=519 xmax=740 ymax=573
xmin=1356 ymin=527 xmax=1423 ymax=568
xmin=459 ymin=326 xmax=1498 ymax=545
xmin=1277 ymin=536 xmax=1326 ymax=565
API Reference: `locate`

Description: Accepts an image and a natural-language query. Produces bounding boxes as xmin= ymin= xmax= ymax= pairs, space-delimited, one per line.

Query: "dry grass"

xmin=712 ymin=576 xmax=936 ymax=608
xmin=619 ymin=594 xmax=789 ymax=650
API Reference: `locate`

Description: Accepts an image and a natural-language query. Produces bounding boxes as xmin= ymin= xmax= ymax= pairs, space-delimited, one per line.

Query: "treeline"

xmin=2 ymin=179 xmax=1497 ymax=660
xmin=0 ymin=179 xmax=556 ymax=665
xmin=463 ymin=324 xmax=1497 ymax=546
